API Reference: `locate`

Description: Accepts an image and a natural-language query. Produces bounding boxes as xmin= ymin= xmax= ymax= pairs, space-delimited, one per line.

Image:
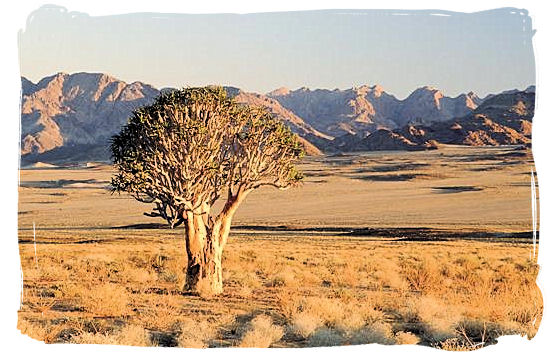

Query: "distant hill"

xmin=20 ymin=73 xmax=328 ymax=164
xmin=20 ymin=72 xmax=535 ymax=164
xmin=267 ymin=85 xmax=483 ymax=137
xmin=333 ymin=90 xmax=535 ymax=152
xmin=21 ymin=72 xmax=159 ymax=160
xmin=400 ymin=90 xmax=534 ymax=147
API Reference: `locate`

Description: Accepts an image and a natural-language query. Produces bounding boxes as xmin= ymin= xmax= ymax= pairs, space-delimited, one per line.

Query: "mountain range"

xmin=330 ymin=90 xmax=535 ymax=152
xmin=266 ymin=85 xmax=483 ymax=136
xmin=20 ymin=72 xmax=535 ymax=164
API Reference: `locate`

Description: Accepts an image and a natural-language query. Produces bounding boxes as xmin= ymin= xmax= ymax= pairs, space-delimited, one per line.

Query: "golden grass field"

xmin=17 ymin=145 xmax=542 ymax=349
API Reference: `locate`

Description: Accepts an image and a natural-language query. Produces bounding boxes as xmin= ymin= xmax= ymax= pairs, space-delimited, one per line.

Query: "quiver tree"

xmin=110 ymin=87 xmax=304 ymax=295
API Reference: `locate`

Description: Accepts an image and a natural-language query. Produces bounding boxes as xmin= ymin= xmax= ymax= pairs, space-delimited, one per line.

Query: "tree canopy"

xmin=110 ymin=87 xmax=304 ymax=229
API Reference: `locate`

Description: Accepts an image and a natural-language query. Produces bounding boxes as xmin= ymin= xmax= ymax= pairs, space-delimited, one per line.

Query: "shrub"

xmin=308 ymin=327 xmax=345 ymax=347
xmin=80 ymin=283 xmax=129 ymax=317
xmin=177 ymin=319 xmax=217 ymax=348
xmin=292 ymin=312 xmax=324 ymax=338
xmin=395 ymin=331 xmax=420 ymax=345
xmin=72 ymin=324 xmax=152 ymax=346
xmin=350 ymin=322 xmax=395 ymax=345
xmin=239 ymin=315 xmax=284 ymax=348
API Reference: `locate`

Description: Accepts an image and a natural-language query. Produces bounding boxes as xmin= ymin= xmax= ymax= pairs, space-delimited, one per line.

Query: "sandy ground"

xmin=19 ymin=145 xmax=538 ymax=234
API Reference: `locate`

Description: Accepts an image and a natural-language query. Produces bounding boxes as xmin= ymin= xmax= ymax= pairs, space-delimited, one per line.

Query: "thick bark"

xmin=184 ymin=235 xmax=223 ymax=295
xmin=183 ymin=211 xmax=228 ymax=295
xmin=182 ymin=190 xmax=249 ymax=295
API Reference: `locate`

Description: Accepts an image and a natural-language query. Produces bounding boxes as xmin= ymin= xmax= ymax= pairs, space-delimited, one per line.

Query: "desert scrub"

xmin=177 ymin=318 xmax=217 ymax=348
xmin=401 ymin=296 xmax=463 ymax=343
xmin=308 ymin=327 xmax=346 ymax=347
xmin=394 ymin=331 xmax=420 ymax=345
xmin=400 ymin=256 xmax=442 ymax=293
xmin=292 ymin=312 xmax=324 ymax=338
xmin=17 ymin=233 xmax=542 ymax=348
xmin=349 ymin=322 xmax=396 ymax=345
xmin=134 ymin=294 xmax=183 ymax=331
xmin=79 ymin=283 xmax=129 ymax=317
xmin=239 ymin=315 xmax=284 ymax=348
xmin=72 ymin=324 xmax=152 ymax=346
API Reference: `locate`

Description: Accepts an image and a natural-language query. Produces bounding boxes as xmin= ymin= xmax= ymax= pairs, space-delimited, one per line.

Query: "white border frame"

xmin=2 ymin=1 xmax=548 ymax=354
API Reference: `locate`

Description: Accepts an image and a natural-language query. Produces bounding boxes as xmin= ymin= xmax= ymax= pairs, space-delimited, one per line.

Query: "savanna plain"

xmin=18 ymin=145 xmax=542 ymax=350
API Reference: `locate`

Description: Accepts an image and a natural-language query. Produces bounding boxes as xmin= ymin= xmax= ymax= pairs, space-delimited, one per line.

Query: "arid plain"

xmin=18 ymin=145 xmax=541 ymax=349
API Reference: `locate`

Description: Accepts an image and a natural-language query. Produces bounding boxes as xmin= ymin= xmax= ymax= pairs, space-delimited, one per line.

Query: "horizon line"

xmin=21 ymin=70 xmax=536 ymax=101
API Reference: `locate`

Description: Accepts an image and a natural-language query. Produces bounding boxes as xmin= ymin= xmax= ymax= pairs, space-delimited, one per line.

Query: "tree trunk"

xmin=184 ymin=236 xmax=223 ymax=295
xmin=182 ymin=192 xmax=246 ymax=296
xmin=183 ymin=210 xmax=228 ymax=296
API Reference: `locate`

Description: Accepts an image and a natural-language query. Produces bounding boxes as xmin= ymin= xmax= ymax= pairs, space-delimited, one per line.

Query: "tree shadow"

xmin=431 ymin=186 xmax=484 ymax=194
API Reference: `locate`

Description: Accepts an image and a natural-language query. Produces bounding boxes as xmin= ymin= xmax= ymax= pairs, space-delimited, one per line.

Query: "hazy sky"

xmin=19 ymin=6 xmax=535 ymax=99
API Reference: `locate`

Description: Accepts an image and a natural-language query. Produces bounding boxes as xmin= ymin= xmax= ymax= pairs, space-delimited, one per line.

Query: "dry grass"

xmin=292 ymin=312 xmax=324 ymax=338
xmin=71 ymin=324 xmax=152 ymax=346
xmin=17 ymin=147 xmax=541 ymax=349
xmin=177 ymin=318 xmax=217 ymax=348
xmin=395 ymin=331 xmax=421 ymax=345
xmin=238 ymin=315 xmax=284 ymax=347
xmin=18 ymin=234 xmax=542 ymax=349
xmin=79 ymin=283 xmax=129 ymax=317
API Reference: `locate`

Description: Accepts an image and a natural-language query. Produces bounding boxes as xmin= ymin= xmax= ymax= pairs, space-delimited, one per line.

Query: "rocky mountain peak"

xmin=34 ymin=72 xmax=67 ymax=92
xmin=455 ymin=91 xmax=481 ymax=110
xmin=354 ymin=84 xmax=385 ymax=98
xmin=267 ymin=87 xmax=291 ymax=97
xmin=409 ymin=86 xmax=444 ymax=107
xmin=370 ymin=84 xmax=385 ymax=97
xmin=20 ymin=72 xmax=161 ymax=156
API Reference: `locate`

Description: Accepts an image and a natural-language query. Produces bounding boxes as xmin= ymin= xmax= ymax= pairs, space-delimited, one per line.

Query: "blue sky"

xmin=19 ymin=6 xmax=535 ymax=99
